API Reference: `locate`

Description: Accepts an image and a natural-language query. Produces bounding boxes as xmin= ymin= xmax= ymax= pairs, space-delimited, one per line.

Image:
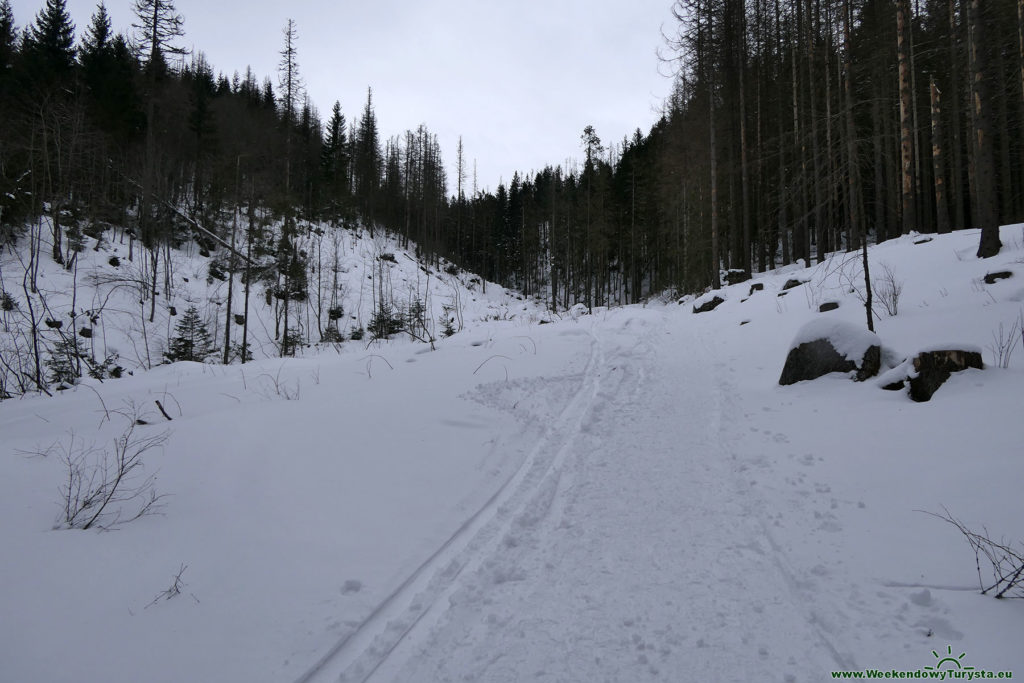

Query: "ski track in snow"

xmin=298 ymin=309 xmax=860 ymax=682
xmin=293 ymin=328 xmax=604 ymax=683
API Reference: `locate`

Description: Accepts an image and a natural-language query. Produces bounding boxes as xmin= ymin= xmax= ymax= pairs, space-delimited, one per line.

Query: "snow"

xmin=2 ymin=223 xmax=1023 ymax=681
xmin=789 ymin=317 xmax=880 ymax=361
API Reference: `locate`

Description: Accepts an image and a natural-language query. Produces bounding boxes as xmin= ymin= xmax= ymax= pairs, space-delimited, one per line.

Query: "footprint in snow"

xmin=909 ymin=589 xmax=933 ymax=607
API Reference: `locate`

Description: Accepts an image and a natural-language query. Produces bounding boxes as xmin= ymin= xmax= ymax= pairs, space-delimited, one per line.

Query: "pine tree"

xmin=274 ymin=19 xmax=305 ymax=356
xmin=80 ymin=3 xmax=134 ymax=139
xmin=22 ymin=0 xmax=76 ymax=84
xmin=131 ymin=0 xmax=185 ymax=73
xmin=353 ymin=88 xmax=381 ymax=226
xmin=132 ymin=0 xmax=185 ymax=251
xmin=0 ymin=0 xmax=17 ymax=111
xmin=277 ymin=19 xmax=302 ymax=129
xmin=81 ymin=2 xmax=112 ymax=58
xmin=45 ymin=337 xmax=90 ymax=387
xmin=321 ymin=100 xmax=349 ymax=223
xmin=0 ymin=0 xmax=16 ymax=78
xmin=166 ymin=306 xmax=213 ymax=362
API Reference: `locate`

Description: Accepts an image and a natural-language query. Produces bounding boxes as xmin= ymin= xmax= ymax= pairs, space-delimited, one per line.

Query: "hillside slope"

xmin=1 ymin=218 xmax=547 ymax=397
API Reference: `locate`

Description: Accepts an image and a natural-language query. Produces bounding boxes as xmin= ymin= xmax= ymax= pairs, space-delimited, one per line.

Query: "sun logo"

xmin=924 ymin=645 xmax=974 ymax=671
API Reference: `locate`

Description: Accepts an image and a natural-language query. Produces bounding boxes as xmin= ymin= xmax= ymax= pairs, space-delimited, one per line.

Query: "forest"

xmin=0 ymin=0 xmax=1019 ymax=315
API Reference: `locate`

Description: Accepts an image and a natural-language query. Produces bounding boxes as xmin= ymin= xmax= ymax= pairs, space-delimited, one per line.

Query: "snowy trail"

xmin=294 ymin=329 xmax=606 ymax=683
xmin=305 ymin=309 xmax=850 ymax=682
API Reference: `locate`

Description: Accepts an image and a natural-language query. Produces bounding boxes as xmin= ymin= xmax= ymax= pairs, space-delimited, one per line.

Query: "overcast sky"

xmin=16 ymin=0 xmax=678 ymax=193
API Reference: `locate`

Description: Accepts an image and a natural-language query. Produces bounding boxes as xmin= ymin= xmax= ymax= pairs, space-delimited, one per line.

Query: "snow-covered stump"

xmin=878 ymin=347 xmax=984 ymax=401
xmin=908 ymin=348 xmax=984 ymax=402
xmin=779 ymin=319 xmax=881 ymax=385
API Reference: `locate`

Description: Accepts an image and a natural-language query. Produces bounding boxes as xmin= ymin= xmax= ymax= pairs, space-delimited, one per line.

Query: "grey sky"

xmin=17 ymin=0 xmax=677 ymax=193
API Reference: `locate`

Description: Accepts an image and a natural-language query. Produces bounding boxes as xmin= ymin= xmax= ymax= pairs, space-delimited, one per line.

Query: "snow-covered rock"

xmin=692 ymin=293 xmax=725 ymax=314
xmin=779 ymin=318 xmax=881 ymax=385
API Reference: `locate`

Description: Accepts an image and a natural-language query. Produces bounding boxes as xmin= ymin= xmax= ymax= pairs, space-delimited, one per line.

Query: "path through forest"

xmin=297 ymin=308 xmax=849 ymax=683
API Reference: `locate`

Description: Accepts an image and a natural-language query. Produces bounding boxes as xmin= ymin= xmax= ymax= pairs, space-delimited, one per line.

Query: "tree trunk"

xmin=709 ymin=6 xmax=721 ymax=289
xmin=808 ymin=0 xmax=826 ymax=262
xmin=776 ymin=0 xmax=789 ymax=267
xmin=739 ymin=17 xmax=752 ymax=274
xmin=967 ymin=0 xmax=1002 ymax=257
xmin=897 ymin=0 xmax=917 ymax=234
xmin=843 ymin=0 xmax=863 ymax=251
xmin=871 ymin=94 xmax=886 ymax=244
xmin=948 ymin=0 xmax=966 ymax=230
xmin=931 ymin=78 xmax=952 ymax=234
xmin=793 ymin=0 xmax=809 ymax=264
xmin=1018 ymin=0 xmax=1024 ymax=215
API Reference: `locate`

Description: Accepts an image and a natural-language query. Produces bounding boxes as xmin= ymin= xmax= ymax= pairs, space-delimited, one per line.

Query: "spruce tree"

xmin=321 ymin=100 xmax=349 ymax=223
xmin=0 ymin=0 xmax=16 ymax=107
xmin=22 ymin=0 xmax=76 ymax=85
xmin=80 ymin=3 xmax=116 ymax=120
xmin=353 ymin=88 xmax=381 ymax=226
xmin=81 ymin=2 xmax=112 ymax=57
xmin=0 ymin=0 xmax=16 ymax=76
xmin=166 ymin=306 xmax=212 ymax=362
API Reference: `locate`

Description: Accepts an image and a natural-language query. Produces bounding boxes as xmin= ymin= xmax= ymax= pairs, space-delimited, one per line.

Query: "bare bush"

xmin=925 ymin=508 xmax=1024 ymax=599
xmin=257 ymin=365 xmax=301 ymax=400
xmin=46 ymin=420 xmax=169 ymax=530
xmin=874 ymin=263 xmax=904 ymax=317
xmin=987 ymin=311 xmax=1022 ymax=369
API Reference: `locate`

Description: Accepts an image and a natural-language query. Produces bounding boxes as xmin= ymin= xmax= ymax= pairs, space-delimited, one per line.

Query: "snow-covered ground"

xmin=1 ymin=225 xmax=1022 ymax=682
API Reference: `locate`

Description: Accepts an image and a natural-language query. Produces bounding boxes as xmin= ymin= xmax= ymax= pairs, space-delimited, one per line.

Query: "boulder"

xmin=908 ymin=349 xmax=983 ymax=402
xmin=749 ymin=282 xmax=765 ymax=296
xmin=819 ymin=301 xmax=840 ymax=312
xmin=779 ymin=319 xmax=881 ymax=385
xmin=693 ymin=295 xmax=725 ymax=314
xmin=782 ymin=278 xmax=806 ymax=291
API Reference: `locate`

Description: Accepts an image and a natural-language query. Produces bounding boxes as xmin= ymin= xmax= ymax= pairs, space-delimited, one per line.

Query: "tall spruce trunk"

xmin=1018 ymin=0 xmax=1024 ymax=213
xmin=710 ymin=93 xmax=721 ymax=289
xmin=808 ymin=0 xmax=826 ymax=262
xmin=897 ymin=0 xmax=917 ymax=234
xmin=872 ymin=91 xmax=886 ymax=243
xmin=968 ymin=0 xmax=1002 ymax=257
xmin=910 ymin=0 xmax=929 ymax=232
xmin=931 ymin=78 xmax=952 ymax=234
xmin=776 ymin=0 xmax=789 ymax=267
xmin=793 ymin=0 xmax=809 ymax=264
xmin=843 ymin=0 xmax=863 ymax=252
xmin=948 ymin=0 xmax=966 ymax=230
xmin=739 ymin=30 xmax=752 ymax=274
xmin=708 ymin=5 xmax=720 ymax=288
